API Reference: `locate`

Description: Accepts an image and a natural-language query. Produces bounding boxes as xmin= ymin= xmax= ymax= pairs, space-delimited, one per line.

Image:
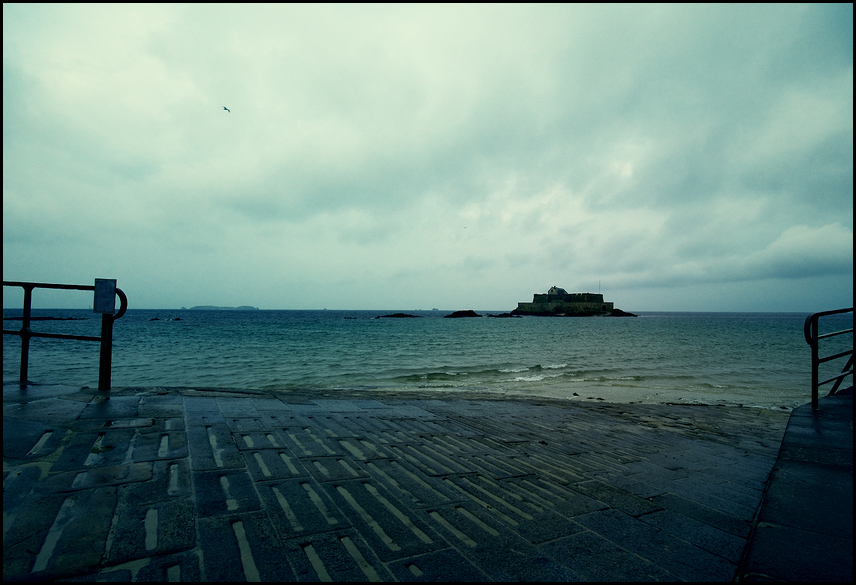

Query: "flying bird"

xmin=223 ymin=106 xmax=230 ymax=113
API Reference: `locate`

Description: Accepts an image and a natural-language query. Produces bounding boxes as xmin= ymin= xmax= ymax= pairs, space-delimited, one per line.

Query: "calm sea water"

xmin=3 ymin=309 xmax=852 ymax=409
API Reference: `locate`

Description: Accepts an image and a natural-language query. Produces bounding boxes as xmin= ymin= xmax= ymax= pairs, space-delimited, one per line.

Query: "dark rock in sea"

xmin=444 ymin=310 xmax=482 ymax=318
xmin=610 ymin=308 xmax=638 ymax=317
xmin=187 ymin=305 xmax=259 ymax=310
xmin=149 ymin=318 xmax=160 ymax=321
xmin=487 ymin=312 xmax=521 ymax=318
xmin=375 ymin=313 xmax=421 ymax=319
xmin=4 ymin=316 xmax=88 ymax=321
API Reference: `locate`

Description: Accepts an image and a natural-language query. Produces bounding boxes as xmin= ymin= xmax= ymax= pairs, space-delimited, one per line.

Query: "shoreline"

xmin=87 ymin=383 xmax=797 ymax=411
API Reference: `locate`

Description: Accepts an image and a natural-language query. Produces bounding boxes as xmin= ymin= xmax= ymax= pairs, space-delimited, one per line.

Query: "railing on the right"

xmin=804 ymin=307 xmax=853 ymax=410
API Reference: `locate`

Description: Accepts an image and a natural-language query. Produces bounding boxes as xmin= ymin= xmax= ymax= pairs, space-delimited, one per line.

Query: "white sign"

xmin=93 ymin=279 xmax=116 ymax=314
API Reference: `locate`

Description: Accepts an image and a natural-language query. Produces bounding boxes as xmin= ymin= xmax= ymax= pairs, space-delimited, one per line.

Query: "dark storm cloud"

xmin=3 ymin=4 xmax=852 ymax=310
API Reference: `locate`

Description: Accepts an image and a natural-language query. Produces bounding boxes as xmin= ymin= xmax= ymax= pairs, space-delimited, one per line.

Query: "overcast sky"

xmin=3 ymin=4 xmax=852 ymax=312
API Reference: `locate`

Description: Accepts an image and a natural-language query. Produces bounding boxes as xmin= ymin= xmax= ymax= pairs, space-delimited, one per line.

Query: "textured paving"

xmin=4 ymin=383 xmax=793 ymax=581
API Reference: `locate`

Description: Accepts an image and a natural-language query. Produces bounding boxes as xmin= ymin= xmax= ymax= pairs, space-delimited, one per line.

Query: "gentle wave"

xmin=4 ymin=308 xmax=846 ymax=408
xmin=514 ymin=374 xmax=550 ymax=382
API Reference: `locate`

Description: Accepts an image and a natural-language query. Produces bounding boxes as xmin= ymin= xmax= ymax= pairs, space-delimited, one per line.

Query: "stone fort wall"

xmin=514 ymin=288 xmax=614 ymax=315
xmin=515 ymin=300 xmax=614 ymax=315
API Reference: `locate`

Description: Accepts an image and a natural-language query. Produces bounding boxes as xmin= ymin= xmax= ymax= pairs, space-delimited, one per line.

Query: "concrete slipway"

xmin=3 ymin=382 xmax=852 ymax=581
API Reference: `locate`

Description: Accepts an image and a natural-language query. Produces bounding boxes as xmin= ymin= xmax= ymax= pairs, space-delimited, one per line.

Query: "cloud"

xmin=3 ymin=4 xmax=852 ymax=311
xmin=742 ymin=223 xmax=854 ymax=280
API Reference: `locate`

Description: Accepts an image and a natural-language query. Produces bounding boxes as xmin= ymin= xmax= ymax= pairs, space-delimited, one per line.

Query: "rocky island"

xmin=375 ymin=313 xmax=421 ymax=319
xmin=182 ymin=306 xmax=260 ymax=311
xmin=510 ymin=286 xmax=636 ymax=317
xmin=444 ymin=310 xmax=482 ymax=318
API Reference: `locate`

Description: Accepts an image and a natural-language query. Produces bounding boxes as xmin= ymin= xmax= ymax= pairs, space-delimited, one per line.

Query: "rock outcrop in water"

xmin=444 ymin=310 xmax=482 ymax=318
xmin=375 ymin=313 xmax=421 ymax=319
xmin=184 ymin=306 xmax=259 ymax=311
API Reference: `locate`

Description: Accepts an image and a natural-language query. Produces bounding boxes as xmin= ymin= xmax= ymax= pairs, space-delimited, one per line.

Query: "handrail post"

xmin=94 ymin=279 xmax=117 ymax=392
xmin=809 ymin=315 xmax=819 ymax=411
xmin=98 ymin=313 xmax=114 ymax=392
xmin=19 ymin=284 xmax=34 ymax=387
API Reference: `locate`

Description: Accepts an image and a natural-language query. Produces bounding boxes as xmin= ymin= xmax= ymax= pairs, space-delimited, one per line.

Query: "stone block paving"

xmin=4 ymin=385 xmax=794 ymax=581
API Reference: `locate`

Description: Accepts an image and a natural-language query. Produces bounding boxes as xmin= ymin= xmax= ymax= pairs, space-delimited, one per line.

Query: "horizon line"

xmin=2 ymin=306 xmax=835 ymax=314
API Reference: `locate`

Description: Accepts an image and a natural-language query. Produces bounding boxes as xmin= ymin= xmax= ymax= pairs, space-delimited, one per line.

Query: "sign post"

xmin=94 ymin=279 xmax=117 ymax=391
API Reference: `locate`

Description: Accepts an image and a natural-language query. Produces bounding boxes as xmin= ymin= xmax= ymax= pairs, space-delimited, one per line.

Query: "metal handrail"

xmin=3 ymin=280 xmax=128 ymax=391
xmin=804 ymin=307 xmax=853 ymax=410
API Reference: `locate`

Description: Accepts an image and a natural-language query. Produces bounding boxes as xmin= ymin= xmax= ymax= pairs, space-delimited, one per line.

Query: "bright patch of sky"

xmin=3 ymin=4 xmax=852 ymax=311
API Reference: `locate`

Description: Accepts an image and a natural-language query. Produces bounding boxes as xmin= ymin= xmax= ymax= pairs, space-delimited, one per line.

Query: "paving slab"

xmin=118 ymin=458 xmax=192 ymax=505
xmin=540 ymin=529 xmax=680 ymax=581
xmin=322 ymin=478 xmax=443 ymax=562
xmin=104 ymin=497 xmax=196 ymax=565
xmin=737 ymin=391 xmax=853 ymax=582
xmin=3 ymin=396 xmax=88 ymax=425
xmin=638 ymin=507 xmax=747 ymax=564
xmin=79 ymin=396 xmax=141 ymax=419
xmin=419 ymin=501 xmax=582 ymax=582
xmin=256 ymin=477 xmax=351 ymax=537
xmin=281 ymin=527 xmax=394 ymax=581
xmin=197 ymin=511 xmax=295 ymax=581
xmin=193 ymin=469 xmax=262 ymax=517
xmin=576 ymin=507 xmax=739 ymax=581
xmin=186 ymin=423 xmax=245 ymax=470
xmin=5 ymin=381 xmax=849 ymax=581
xmin=3 ymin=417 xmax=63 ymax=459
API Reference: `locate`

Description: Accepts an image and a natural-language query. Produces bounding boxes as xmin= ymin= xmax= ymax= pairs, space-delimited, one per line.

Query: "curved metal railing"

xmin=804 ymin=307 xmax=853 ymax=410
xmin=3 ymin=280 xmax=128 ymax=391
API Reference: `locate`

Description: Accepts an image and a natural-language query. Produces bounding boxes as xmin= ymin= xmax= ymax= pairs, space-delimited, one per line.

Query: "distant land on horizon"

xmin=182 ymin=305 xmax=260 ymax=311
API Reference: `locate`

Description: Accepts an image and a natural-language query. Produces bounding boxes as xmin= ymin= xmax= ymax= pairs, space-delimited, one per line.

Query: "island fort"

xmin=511 ymin=286 xmax=634 ymax=316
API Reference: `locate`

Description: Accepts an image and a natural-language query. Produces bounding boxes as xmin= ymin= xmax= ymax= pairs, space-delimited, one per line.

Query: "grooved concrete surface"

xmin=4 ymin=384 xmax=793 ymax=581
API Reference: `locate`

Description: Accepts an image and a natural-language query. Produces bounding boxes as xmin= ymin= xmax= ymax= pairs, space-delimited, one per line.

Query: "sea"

xmin=3 ymin=309 xmax=852 ymax=410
